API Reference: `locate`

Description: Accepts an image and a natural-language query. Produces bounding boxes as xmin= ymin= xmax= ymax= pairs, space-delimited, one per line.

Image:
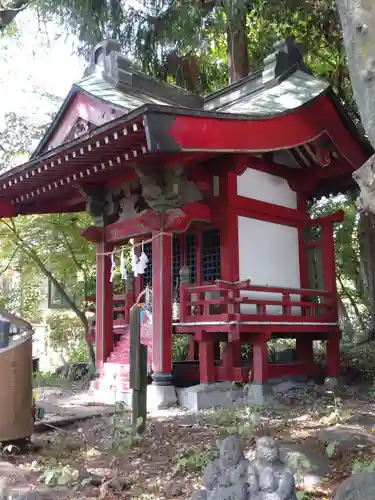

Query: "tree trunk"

xmin=336 ymin=0 xmax=375 ymax=148
xmin=359 ymin=211 xmax=375 ymax=338
xmin=226 ymin=2 xmax=249 ymax=83
xmin=336 ymin=1 xmax=375 ymax=202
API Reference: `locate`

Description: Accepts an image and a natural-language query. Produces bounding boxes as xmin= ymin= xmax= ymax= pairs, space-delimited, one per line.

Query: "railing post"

xmin=282 ymin=293 xmax=292 ymax=316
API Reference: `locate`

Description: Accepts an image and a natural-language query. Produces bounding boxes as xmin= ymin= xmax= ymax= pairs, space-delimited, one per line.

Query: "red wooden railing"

xmin=179 ymin=280 xmax=337 ymax=324
xmin=86 ymin=295 xmax=129 ymax=342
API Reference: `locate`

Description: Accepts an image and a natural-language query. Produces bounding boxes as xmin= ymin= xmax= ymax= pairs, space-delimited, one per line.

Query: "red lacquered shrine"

xmin=0 ymin=38 xmax=372 ymax=406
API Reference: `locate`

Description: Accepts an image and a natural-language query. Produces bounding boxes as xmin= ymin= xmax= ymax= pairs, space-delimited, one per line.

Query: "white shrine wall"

xmin=236 ymin=168 xmax=301 ymax=315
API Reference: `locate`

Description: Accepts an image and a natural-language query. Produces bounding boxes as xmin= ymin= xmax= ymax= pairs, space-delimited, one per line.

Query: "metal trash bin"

xmin=0 ymin=310 xmax=34 ymax=442
xmin=0 ymin=316 xmax=10 ymax=349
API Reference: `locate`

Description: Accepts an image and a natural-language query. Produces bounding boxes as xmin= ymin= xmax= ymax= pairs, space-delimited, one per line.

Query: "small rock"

xmin=191 ymin=491 xmax=207 ymax=500
xmin=99 ymin=478 xmax=131 ymax=499
xmin=318 ymin=425 xmax=375 ymax=451
xmin=165 ymin=480 xmax=185 ymax=497
xmin=334 ymin=472 xmax=375 ymax=499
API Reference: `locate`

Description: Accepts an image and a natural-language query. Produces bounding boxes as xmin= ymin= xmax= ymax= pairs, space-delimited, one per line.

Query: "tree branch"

xmin=0 ymin=219 xmax=95 ymax=364
xmin=0 ymin=0 xmax=31 ymax=28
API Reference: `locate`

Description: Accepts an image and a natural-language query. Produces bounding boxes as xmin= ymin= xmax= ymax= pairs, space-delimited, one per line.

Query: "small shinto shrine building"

xmin=0 ymin=38 xmax=372 ymax=408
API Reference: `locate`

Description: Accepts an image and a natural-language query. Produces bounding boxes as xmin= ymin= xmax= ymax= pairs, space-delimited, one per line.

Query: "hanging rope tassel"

xmin=131 ymin=245 xmax=139 ymax=277
xmin=120 ymin=248 xmax=127 ymax=280
xmin=110 ymin=252 xmax=116 ymax=283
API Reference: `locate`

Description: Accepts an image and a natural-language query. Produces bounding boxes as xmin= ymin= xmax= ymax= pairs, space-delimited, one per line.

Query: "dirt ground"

xmin=2 ymin=381 xmax=375 ymax=499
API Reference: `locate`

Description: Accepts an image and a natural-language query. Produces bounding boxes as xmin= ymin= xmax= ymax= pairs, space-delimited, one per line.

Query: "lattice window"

xmin=202 ymin=229 xmax=221 ymax=282
xmin=142 ymin=242 xmax=152 ymax=287
xmin=173 ymin=237 xmax=181 ymax=287
xmin=186 ymin=234 xmax=197 ymax=284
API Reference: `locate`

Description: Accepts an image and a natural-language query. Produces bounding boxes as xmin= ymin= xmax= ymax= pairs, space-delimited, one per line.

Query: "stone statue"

xmin=200 ymin=435 xmax=250 ymax=500
xmin=189 ymin=435 xmax=297 ymax=500
xmin=251 ymin=437 xmax=297 ymax=500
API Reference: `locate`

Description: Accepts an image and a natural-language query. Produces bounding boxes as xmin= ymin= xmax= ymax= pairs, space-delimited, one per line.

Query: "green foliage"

xmin=174 ymin=445 xmax=214 ymax=473
xmin=108 ymin=403 xmax=143 ymax=452
xmin=46 ymin=311 xmax=84 ymax=349
xmin=0 ymin=112 xmax=47 ymax=174
xmin=172 ymin=334 xmax=190 ymax=361
xmin=207 ymin=404 xmax=263 ymax=439
xmin=68 ymin=336 xmax=90 ymax=362
xmin=352 ymin=457 xmax=375 ymax=473
xmin=33 ymin=371 xmax=65 ymax=387
xmin=40 ymin=460 xmax=92 ymax=491
xmin=296 ymin=492 xmax=314 ymax=500
xmin=325 ymin=440 xmax=338 ymax=459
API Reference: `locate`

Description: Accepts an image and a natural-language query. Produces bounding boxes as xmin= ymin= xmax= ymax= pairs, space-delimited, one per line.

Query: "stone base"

xmin=147 ymin=384 xmax=177 ymax=410
xmin=93 ymin=384 xmax=177 ymax=410
xmin=246 ymin=383 xmax=274 ymax=405
xmin=177 ymin=382 xmax=244 ymax=411
xmin=324 ymin=376 xmax=340 ymax=390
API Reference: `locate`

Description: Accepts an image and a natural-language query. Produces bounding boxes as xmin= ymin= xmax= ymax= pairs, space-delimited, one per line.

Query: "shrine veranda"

xmin=0 ymin=38 xmax=372 ymax=409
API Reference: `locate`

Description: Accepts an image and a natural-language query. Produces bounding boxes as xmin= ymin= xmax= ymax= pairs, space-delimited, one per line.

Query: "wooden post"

xmin=252 ymin=339 xmax=269 ymax=383
xmin=296 ymin=338 xmax=314 ymax=364
xmin=199 ymin=339 xmax=215 ymax=383
xmin=95 ymin=242 xmax=113 ymax=371
xmin=129 ymin=304 xmax=147 ymax=433
xmin=322 ymin=223 xmax=337 ymax=294
xmin=151 ymin=231 xmax=173 ymax=386
xmin=222 ymin=341 xmax=242 ymax=380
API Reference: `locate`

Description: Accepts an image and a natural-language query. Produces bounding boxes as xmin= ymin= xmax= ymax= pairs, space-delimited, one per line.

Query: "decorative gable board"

xmin=42 ymin=91 xmax=125 ymax=154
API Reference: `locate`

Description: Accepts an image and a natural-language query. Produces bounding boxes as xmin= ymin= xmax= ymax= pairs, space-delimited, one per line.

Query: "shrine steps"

xmin=92 ymin=323 xmax=153 ymax=404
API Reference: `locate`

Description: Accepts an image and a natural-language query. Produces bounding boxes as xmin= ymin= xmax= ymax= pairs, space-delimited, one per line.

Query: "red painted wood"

xmin=297 ymin=194 xmax=309 ymax=289
xmin=252 ymin=340 xmax=268 ymax=383
xmin=268 ymin=362 xmax=323 ymax=379
xmin=152 ymin=231 xmax=173 ymax=375
xmin=296 ymin=338 xmax=314 ymax=363
xmin=188 ymin=337 xmax=196 ymax=361
xmin=45 ymin=91 xmax=125 ymax=152
xmin=218 ymin=170 xmax=239 ymax=283
xmin=104 ymin=203 xmax=212 ymax=243
xmin=322 ymin=223 xmax=337 ymax=294
xmin=199 ymin=340 xmax=215 ymax=383
xmin=221 ymin=342 xmax=242 ymax=380
xmin=233 ymin=195 xmax=307 ymax=227
xmin=81 ymin=227 xmax=104 ymax=243
xmin=163 ymin=96 xmax=368 ymax=168
xmin=95 ymin=242 xmax=114 ymax=370
xmin=0 ymin=200 xmax=17 ymax=218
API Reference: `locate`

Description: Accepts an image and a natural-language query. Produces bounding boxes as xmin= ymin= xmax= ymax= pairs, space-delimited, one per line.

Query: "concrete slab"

xmin=177 ymin=382 xmax=244 ymax=411
xmin=247 ymin=383 xmax=274 ymax=404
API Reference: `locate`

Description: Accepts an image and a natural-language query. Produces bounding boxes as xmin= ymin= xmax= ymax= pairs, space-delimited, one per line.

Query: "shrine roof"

xmin=0 ymin=37 xmax=372 ymax=217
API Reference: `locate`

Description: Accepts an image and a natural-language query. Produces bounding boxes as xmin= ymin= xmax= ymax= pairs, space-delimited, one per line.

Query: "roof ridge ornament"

xmin=85 ymin=39 xmax=132 ymax=77
xmin=262 ymin=36 xmax=312 ymax=84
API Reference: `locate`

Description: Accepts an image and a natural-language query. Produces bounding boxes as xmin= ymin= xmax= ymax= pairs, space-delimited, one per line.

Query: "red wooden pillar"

xmin=296 ymin=338 xmax=314 ymax=364
xmin=95 ymin=242 xmax=113 ymax=371
xmin=151 ymin=231 xmax=173 ymax=385
xmin=297 ymin=194 xmax=309 ymax=289
xmin=322 ymin=223 xmax=337 ymax=293
xmin=252 ymin=339 xmax=269 ymax=383
xmin=199 ymin=339 xmax=215 ymax=383
xmin=188 ymin=337 xmax=196 ymax=360
xmin=327 ymin=328 xmax=341 ymax=378
xmin=222 ymin=341 xmax=242 ymax=380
